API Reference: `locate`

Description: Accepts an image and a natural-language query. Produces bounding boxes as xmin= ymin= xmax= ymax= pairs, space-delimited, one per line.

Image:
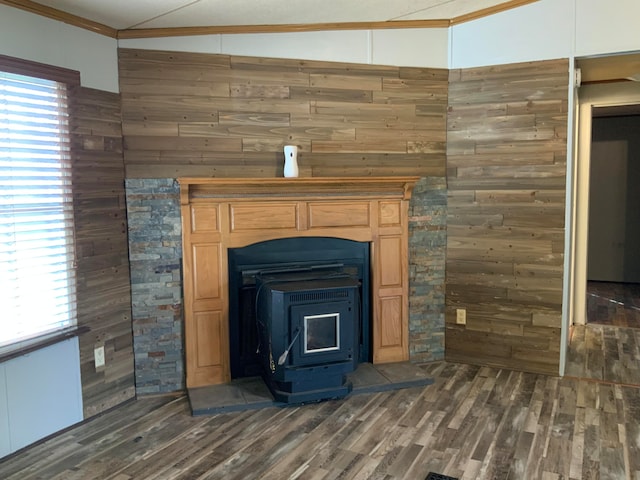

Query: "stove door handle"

xmin=278 ymin=328 xmax=301 ymax=366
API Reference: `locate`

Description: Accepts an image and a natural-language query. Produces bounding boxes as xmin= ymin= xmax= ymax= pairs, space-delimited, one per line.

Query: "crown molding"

xmin=2 ymin=0 xmax=539 ymax=39
xmin=0 ymin=0 xmax=117 ymax=38
xmin=451 ymin=0 xmax=539 ymax=25
xmin=116 ymin=19 xmax=452 ymax=39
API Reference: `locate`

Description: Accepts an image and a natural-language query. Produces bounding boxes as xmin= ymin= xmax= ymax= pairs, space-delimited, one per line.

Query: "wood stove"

xmin=228 ymin=237 xmax=369 ymax=403
xmin=255 ymin=268 xmax=360 ymax=403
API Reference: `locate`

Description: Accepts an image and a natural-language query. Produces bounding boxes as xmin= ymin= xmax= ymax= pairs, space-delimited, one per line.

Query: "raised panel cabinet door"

xmin=186 ymin=310 xmax=229 ymax=386
xmin=192 ymin=243 xmax=221 ymax=301
xmin=373 ymin=234 xmax=409 ymax=363
xmin=379 ymin=296 xmax=403 ymax=347
xmin=195 ymin=311 xmax=223 ymax=368
xmin=378 ymin=236 xmax=403 ymax=288
xmin=185 ymin=242 xmax=229 ymax=387
xmin=374 ymin=295 xmax=408 ymax=363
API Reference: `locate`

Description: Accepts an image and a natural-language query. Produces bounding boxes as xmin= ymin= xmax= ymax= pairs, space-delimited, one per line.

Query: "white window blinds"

xmin=0 ymin=71 xmax=77 ymax=349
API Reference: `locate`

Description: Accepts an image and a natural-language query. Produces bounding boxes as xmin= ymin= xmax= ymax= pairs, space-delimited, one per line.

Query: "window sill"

xmin=0 ymin=326 xmax=90 ymax=364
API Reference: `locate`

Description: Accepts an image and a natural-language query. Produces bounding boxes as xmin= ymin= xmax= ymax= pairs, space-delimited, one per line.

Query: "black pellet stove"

xmin=255 ymin=268 xmax=360 ymax=403
xmin=227 ymin=237 xmax=370 ymax=404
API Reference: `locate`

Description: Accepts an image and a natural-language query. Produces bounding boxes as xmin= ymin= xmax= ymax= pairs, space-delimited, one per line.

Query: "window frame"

xmin=0 ymin=54 xmax=82 ymax=360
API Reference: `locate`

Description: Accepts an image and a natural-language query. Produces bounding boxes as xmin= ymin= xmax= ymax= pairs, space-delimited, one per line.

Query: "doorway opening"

xmin=566 ymin=79 xmax=640 ymax=383
xmin=586 ymin=110 xmax=640 ymax=328
xmin=572 ymin=82 xmax=640 ymax=328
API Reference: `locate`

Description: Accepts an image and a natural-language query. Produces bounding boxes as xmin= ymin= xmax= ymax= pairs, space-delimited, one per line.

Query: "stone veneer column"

xmin=125 ymin=177 xmax=446 ymax=393
xmin=408 ymin=177 xmax=447 ymax=363
xmin=125 ymin=179 xmax=184 ymax=394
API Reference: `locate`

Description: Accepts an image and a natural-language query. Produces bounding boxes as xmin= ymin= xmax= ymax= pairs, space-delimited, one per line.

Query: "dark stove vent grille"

xmin=290 ymin=289 xmax=351 ymax=304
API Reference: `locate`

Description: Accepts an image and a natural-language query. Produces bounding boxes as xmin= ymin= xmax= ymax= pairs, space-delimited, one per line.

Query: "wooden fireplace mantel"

xmin=178 ymin=177 xmax=419 ymax=388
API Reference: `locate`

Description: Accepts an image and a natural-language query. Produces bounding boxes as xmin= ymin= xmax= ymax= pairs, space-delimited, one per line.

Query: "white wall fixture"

xmin=94 ymin=345 xmax=105 ymax=368
xmin=283 ymin=145 xmax=299 ymax=178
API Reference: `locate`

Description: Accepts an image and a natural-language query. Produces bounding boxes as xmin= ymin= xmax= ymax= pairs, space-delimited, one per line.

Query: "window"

xmin=0 ymin=58 xmax=79 ymax=352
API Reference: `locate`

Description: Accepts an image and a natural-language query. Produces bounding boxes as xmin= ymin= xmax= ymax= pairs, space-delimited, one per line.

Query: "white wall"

xmin=450 ymin=0 xmax=574 ymax=68
xmin=575 ymin=0 xmax=640 ymax=57
xmin=0 ymin=339 xmax=83 ymax=458
xmin=119 ymin=28 xmax=450 ymax=68
xmin=451 ymin=0 xmax=640 ymax=69
xmin=371 ymin=28 xmax=448 ymax=68
xmin=0 ymin=4 xmax=119 ymax=92
xmin=0 ymin=364 xmax=9 ymax=457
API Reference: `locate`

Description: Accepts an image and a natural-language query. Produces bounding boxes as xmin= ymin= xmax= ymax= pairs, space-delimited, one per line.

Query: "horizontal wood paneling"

xmin=445 ymin=59 xmax=569 ymax=376
xmin=118 ymin=48 xmax=448 ymax=179
xmin=71 ymin=87 xmax=135 ymax=417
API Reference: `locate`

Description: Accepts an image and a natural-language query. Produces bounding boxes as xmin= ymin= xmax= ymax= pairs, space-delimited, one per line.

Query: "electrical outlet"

xmin=456 ymin=308 xmax=467 ymax=325
xmin=94 ymin=346 xmax=105 ymax=368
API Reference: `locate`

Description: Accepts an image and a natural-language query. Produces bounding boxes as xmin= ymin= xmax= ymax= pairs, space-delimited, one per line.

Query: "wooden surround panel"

xmin=179 ymin=177 xmax=418 ymax=388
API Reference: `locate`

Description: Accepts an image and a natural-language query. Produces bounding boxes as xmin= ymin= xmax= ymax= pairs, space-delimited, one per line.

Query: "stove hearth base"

xmin=187 ymin=361 xmax=434 ymax=416
xmin=268 ymin=381 xmax=352 ymax=405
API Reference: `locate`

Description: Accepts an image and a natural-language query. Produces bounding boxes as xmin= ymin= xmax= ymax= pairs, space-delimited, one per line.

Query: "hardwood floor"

xmin=3 ymin=283 xmax=639 ymax=480
xmin=566 ymin=324 xmax=640 ymax=386
xmin=587 ymin=281 xmax=640 ymax=328
xmin=2 ymin=352 xmax=640 ymax=480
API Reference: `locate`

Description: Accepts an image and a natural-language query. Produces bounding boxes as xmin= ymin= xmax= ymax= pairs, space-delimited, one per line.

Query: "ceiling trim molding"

xmin=116 ymin=19 xmax=452 ymax=39
xmin=2 ymin=0 xmax=540 ymax=39
xmin=451 ymin=0 xmax=539 ymax=25
xmin=0 ymin=0 xmax=117 ymax=38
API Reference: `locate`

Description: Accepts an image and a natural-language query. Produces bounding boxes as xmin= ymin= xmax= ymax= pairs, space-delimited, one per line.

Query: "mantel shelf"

xmin=178 ymin=176 xmax=420 ymax=204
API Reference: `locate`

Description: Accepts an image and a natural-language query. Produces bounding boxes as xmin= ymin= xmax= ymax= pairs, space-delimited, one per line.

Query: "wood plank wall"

xmin=445 ymin=59 xmax=569 ymax=376
xmin=117 ymin=48 xmax=571 ymax=377
xmin=71 ymin=87 xmax=135 ymax=417
xmin=118 ymin=48 xmax=448 ymax=179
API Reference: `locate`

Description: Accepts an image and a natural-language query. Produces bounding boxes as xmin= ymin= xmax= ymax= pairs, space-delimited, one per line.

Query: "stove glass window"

xmin=304 ymin=313 xmax=339 ymax=353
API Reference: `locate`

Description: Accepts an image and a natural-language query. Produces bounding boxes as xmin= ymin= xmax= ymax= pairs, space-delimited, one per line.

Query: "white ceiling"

xmin=30 ymin=0 xmax=520 ymax=30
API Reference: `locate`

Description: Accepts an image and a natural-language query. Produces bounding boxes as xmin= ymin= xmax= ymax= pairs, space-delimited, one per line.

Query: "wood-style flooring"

xmin=3 ymin=284 xmax=640 ymax=480
xmin=587 ymin=281 xmax=640 ymax=328
xmin=2 ymin=342 xmax=640 ymax=480
xmin=568 ymin=280 xmax=640 ymax=384
xmin=566 ymin=323 xmax=640 ymax=386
